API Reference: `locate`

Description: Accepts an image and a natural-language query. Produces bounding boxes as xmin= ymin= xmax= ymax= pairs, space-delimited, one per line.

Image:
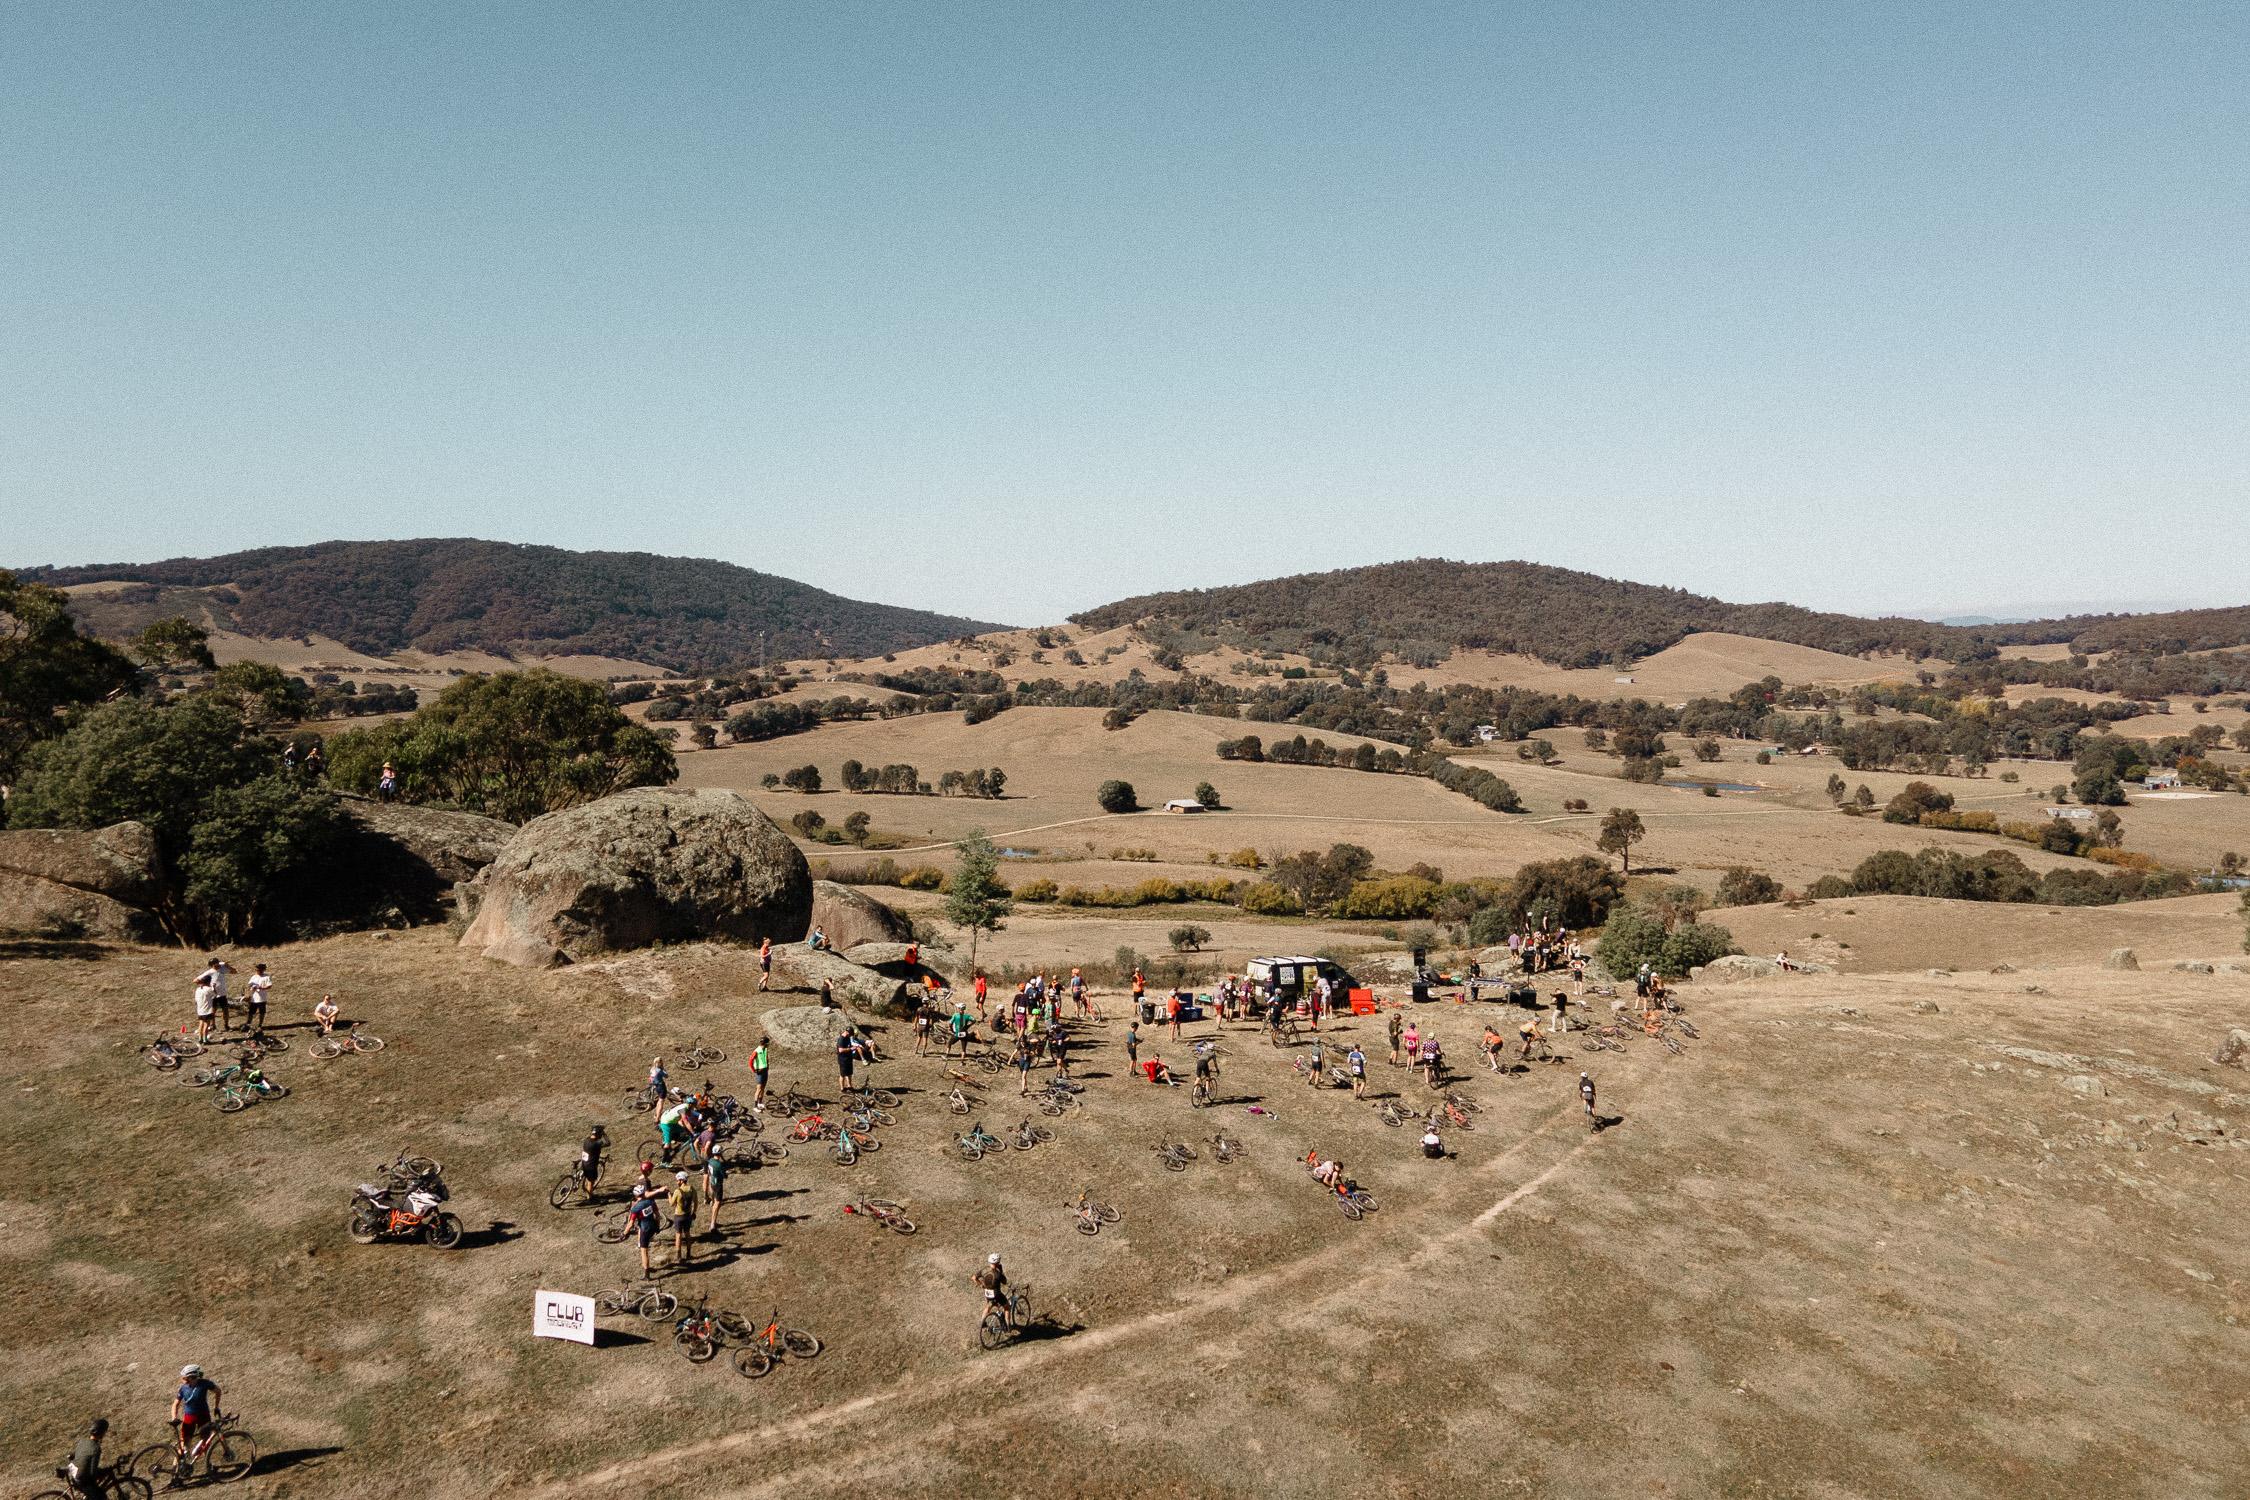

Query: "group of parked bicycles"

xmin=1580 ymin=1008 xmax=1699 ymax=1057
xmin=593 ymin=1284 xmax=822 ymax=1377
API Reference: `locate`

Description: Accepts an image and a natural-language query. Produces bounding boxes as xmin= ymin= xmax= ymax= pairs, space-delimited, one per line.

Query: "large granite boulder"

xmin=459 ymin=788 xmax=811 ymax=968
xmin=0 ymin=822 xmax=168 ymax=943
xmin=806 ymin=880 xmax=913 ymax=951
xmin=278 ymin=796 xmax=515 ymax=933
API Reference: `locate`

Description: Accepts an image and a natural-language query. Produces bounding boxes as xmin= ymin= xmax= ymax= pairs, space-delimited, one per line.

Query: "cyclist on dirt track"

xmin=171 ymin=1365 xmax=222 ymax=1459
xmin=60 ymin=1417 xmax=110 ymax=1497
xmin=974 ymin=1253 xmax=1013 ymax=1334
xmin=578 ymin=1125 xmax=606 ymax=1192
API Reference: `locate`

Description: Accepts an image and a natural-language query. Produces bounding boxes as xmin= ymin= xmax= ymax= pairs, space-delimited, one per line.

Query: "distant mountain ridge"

xmin=22 ymin=540 xmax=1001 ymax=673
xmin=1072 ymin=559 xmax=2250 ymax=670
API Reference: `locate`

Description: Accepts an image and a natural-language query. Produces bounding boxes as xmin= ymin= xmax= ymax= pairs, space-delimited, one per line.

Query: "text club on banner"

xmin=534 ymin=1289 xmax=595 ymax=1345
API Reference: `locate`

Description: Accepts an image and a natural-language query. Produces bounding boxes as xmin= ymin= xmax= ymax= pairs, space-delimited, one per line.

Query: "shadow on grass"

xmin=740 ymin=1186 xmax=807 ymax=1203
xmin=458 ymin=1219 xmax=524 ymax=1250
xmin=1592 ymin=1114 xmax=1625 ymax=1133
xmin=0 ymin=937 xmax=110 ymax=961
xmin=1013 ymin=1316 xmax=1084 ymax=1346
xmin=250 ymin=1445 xmax=344 ymax=1477
xmin=594 ymin=1327 xmax=653 ymax=1349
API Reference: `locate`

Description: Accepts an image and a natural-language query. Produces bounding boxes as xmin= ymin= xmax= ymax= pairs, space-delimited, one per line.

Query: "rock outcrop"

xmin=0 ymin=822 xmax=168 ymax=943
xmin=2102 ymin=947 xmax=2139 ymax=971
xmin=279 ymin=797 xmax=514 ymax=933
xmin=805 ymin=880 xmax=913 ymax=951
xmin=459 ymin=788 xmax=812 ymax=967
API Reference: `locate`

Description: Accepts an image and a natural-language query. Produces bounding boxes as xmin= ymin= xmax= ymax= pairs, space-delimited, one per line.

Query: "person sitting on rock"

xmin=808 ymin=927 xmax=829 ymax=952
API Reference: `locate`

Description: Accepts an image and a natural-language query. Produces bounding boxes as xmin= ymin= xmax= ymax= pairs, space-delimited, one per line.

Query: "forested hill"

xmin=23 ymin=540 xmax=1002 ymax=672
xmin=1072 ymin=559 xmax=2250 ymax=669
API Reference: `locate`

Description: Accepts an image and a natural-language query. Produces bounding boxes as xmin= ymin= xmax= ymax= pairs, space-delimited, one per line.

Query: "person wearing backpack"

xmin=667 ymin=1172 xmax=699 ymax=1267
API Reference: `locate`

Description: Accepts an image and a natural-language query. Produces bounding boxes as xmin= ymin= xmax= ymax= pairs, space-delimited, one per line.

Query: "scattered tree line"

xmin=757 ymin=762 xmax=1006 ymax=798
xmin=1214 ymin=734 xmax=1523 ymax=813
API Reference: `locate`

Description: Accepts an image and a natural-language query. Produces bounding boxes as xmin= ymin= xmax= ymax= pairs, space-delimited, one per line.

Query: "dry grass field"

xmin=5 ymin=926 xmax=2246 ymax=1499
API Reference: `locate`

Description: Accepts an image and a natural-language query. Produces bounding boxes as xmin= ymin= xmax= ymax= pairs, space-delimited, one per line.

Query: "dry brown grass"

xmin=4 ymin=927 xmax=2245 ymax=1498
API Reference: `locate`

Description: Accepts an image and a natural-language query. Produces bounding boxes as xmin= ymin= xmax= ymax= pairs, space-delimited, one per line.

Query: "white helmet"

xmin=181 ymin=1364 xmax=203 ymax=1379
xmin=987 ymin=1253 xmax=1002 ymax=1265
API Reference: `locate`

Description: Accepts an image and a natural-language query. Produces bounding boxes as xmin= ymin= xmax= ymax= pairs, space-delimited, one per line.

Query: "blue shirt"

xmin=178 ymin=1379 xmax=215 ymax=1420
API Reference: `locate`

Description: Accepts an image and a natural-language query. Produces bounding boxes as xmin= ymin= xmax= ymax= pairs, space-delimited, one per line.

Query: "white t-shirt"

xmin=248 ymin=974 xmax=274 ymax=1005
xmin=194 ymin=984 xmax=214 ymax=1018
xmin=205 ymin=962 xmax=232 ymax=997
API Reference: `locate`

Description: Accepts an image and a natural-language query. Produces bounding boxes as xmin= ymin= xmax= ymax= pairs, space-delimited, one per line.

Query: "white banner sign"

xmin=534 ymin=1289 xmax=596 ymax=1345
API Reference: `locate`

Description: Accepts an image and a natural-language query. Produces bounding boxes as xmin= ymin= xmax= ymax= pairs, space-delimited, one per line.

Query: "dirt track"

xmin=3 ymin=932 xmax=2245 ymax=1499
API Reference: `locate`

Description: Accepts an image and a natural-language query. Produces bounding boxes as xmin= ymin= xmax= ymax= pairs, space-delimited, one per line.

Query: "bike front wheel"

xmin=781 ymin=1328 xmax=821 ymax=1359
xmin=732 ymin=1344 xmax=774 ymax=1378
xmin=209 ymin=1431 xmax=257 ymax=1482
xmin=977 ymin=1311 xmax=1007 ymax=1350
xmin=678 ymin=1331 xmax=718 ymax=1363
xmin=216 ymin=1092 xmax=247 ymax=1113
xmin=549 ymin=1175 xmax=586 ymax=1210
xmin=425 ymin=1213 xmax=464 ymax=1249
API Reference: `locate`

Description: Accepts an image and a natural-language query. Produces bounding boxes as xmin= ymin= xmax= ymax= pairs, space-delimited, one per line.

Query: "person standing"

xmin=703 ymin=1149 xmax=728 ymax=1233
xmin=749 ymin=1037 xmax=770 ymax=1108
xmin=668 ymin=1172 xmax=699 ymax=1266
xmin=629 ymin=1186 xmax=660 ymax=1276
xmin=1580 ymin=1071 xmax=1598 ymax=1129
xmin=1347 ymin=1044 xmax=1367 ymax=1097
xmin=1552 ymin=991 xmax=1570 ymax=1038
xmin=244 ymin=963 xmax=273 ymax=1038
xmin=1124 ymin=1022 xmax=1140 ymax=1074
xmin=197 ymin=956 xmax=233 ymax=1036
xmin=1166 ymin=990 xmax=1182 ymax=1041
xmin=192 ymin=971 xmax=217 ymax=1044
xmin=1387 ymin=1010 xmax=1404 ymax=1067
xmin=758 ymin=936 xmax=773 ymax=992
xmin=973 ymin=970 xmax=988 ymax=1021
xmin=171 ymin=1365 xmax=222 ymax=1462
xmin=1014 ymin=1033 xmax=1034 ymax=1096
xmin=835 ymin=1028 xmax=861 ymax=1098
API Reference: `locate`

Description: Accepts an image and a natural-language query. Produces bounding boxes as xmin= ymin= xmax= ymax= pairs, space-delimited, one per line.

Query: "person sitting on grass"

xmin=1142 ymin=1055 xmax=1177 ymax=1087
xmin=1421 ymin=1120 xmax=1447 ymax=1159
xmin=313 ymin=993 xmax=340 ymax=1035
xmin=1305 ymin=1150 xmax=1343 ymax=1189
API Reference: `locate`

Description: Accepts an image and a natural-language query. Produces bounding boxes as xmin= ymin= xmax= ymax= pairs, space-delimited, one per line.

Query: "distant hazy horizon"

xmin=5 ymin=5 xmax=2244 ymax=624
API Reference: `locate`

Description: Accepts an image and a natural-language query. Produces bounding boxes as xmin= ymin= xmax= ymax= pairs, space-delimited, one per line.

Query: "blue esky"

xmin=4 ymin=2 xmax=2244 ymax=627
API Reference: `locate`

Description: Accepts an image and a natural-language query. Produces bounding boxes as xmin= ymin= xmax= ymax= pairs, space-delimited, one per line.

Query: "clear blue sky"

xmin=4 ymin=2 xmax=2244 ymax=627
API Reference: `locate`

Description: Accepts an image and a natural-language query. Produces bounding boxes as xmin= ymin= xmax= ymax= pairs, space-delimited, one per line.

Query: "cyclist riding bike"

xmin=58 ymin=1417 xmax=113 ymax=1498
xmin=974 ymin=1253 xmax=1013 ymax=1332
xmin=171 ymin=1364 xmax=222 ymax=1458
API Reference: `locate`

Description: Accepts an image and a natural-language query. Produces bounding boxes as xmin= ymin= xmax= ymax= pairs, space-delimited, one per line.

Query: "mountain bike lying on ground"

xmin=732 ymin=1308 xmax=822 ymax=1378
xmin=1068 ymin=1189 xmax=1119 ymax=1235
xmin=955 ymin=1122 xmax=1008 ymax=1160
xmin=596 ymin=1283 xmax=679 ymax=1320
xmin=309 ymin=1027 xmax=383 ymax=1059
xmin=673 ymin=1293 xmax=752 ymax=1363
xmin=1005 ymin=1119 xmax=1053 ymax=1152
xmin=1209 ymin=1132 xmax=1245 ymax=1163
xmin=843 ymin=1197 xmax=917 ymax=1235
xmin=1151 ymin=1141 xmax=1198 ymax=1173
xmin=140 ymin=1029 xmax=205 ymax=1070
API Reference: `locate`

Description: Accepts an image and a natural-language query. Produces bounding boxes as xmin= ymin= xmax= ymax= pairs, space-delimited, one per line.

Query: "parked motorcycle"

xmin=348 ymin=1166 xmax=462 ymax=1249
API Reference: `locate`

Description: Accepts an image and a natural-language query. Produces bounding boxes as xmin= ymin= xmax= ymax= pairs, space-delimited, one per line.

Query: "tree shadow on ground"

xmin=0 ymin=937 xmax=110 ymax=961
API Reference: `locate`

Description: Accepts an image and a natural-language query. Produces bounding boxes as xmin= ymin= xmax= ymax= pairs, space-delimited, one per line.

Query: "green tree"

xmin=176 ymin=774 xmax=348 ymax=941
xmin=1714 ymin=867 xmax=1783 ymax=907
xmin=1096 ymin=779 xmax=1138 ymax=814
xmin=130 ymin=616 xmax=216 ymax=673
xmin=0 ymin=570 xmax=140 ymax=782
xmin=326 ymin=669 xmax=675 ymax=823
xmin=2072 ymin=767 xmax=2127 ymax=806
xmin=1694 ymin=738 xmax=1722 ymax=762
xmin=1883 ymin=781 xmax=1954 ymax=824
xmin=1194 ymin=781 xmax=1221 ymax=809
xmin=690 ymin=722 xmax=718 ymax=750
xmin=781 ymin=764 xmax=823 ymax=793
xmin=1596 ymin=807 xmax=1646 ymax=873
xmin=944 ymin=830 xmax=1013 ymax=970
xmin=7 ymin=692 xmax=340 ymax=942
xmin=1167 ymin=923 xmax=1212 ymax=953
